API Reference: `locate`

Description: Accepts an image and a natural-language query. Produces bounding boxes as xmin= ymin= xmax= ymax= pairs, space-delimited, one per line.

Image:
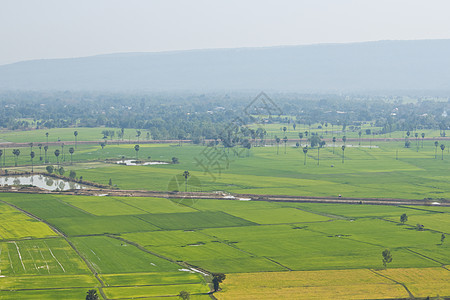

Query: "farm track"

xmin=368 ymin=269 xmax=415 ymax=299
xmin=1 ymin=136 xmax=450 ymax=148
xmin=1 ymin=185 xmax=448 ymax=207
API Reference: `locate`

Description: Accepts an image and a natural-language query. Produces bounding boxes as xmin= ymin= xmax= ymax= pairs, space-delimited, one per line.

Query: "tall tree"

xmin=45 ymin=132 xmax=49 ymax=146
xmin=86 ymin=289 xmax=99 ymax=300
xmin=317 ymin=145 xmax=320 ymax=165
xmin=212 ymin=273 xmax=226 ymax=292
xmin=332 ymin=137 xmax=336 ymax=154
xmin=303 ymin=147 xmax=308 ymax=165
xmin=382 ymin=249 xmax=393 ymax=269
xmin=441 ymin=233 xmax=446 ymax=244
xmin=136 ymin=130 xmax=142 ymax=143
xmin=435 ymin=141 xmax=439 ymax=159
xmin=54 ymin=149 xmax=60 ymax=167
xmin=341 ymin=145 xmax=346 ymax=163
xmin=342 ymin=136 xmax=347 ymax=146
xmin=30 ymin=151 xmax=35 ymax=172
xmin=440 ymin=144 xmax=445 ymax=160
xmin=38 ymin=143 xmax=42 ymax=161
xmin=0 ymin=149 xmax=2 ymax=170
xmin=69 ymin=147 xmax=75 ymax=165
xmin=358 ymin=131 xmax=362 ymax=146
xmin=44 ymin=145 xmax=48 ymax=163
xmin=421 ymin=133 xmax=425 ymax=148
xmin=283 ymin=136 xmax=288 ymax=154
xmin=12 ymin=149 xmax=20 ymax=167
xmin=298 ymin=132 xmax=303 ymax=147
xmin=100 ymin=142 xmax=106 ymax=158
xmin=183 ymin=170 xmax=190 ymax=192
xmin=134 ymin=144 xmax=140 ymax=159
xmin=415 ymin=132 xmax=419 ymax=152
xmin=74 ymin=130 xmax=78 ymax=149
xmin=400 ymin=213 xmax=408 ymax=224
xmin=275 ymin=137 xmax=280 ymax=155
xmin=178 ymin=290 xmax=190 ymax=300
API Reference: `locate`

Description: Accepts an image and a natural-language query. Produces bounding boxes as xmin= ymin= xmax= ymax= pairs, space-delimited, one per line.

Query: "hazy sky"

xmin=1 ymin=0 xmax=450 ymax=65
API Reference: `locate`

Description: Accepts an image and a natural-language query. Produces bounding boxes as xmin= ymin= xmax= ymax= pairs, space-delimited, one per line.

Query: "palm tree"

xmin=283 ymin=136 xmax=288 ymax=154
xmin=54 ymin=149 xmax=60 ymax=167
xmin=12 ymin=149 xmax=20 ymax=167
xmin=298 ymin=132 xmax=303 ymax=147
xmin=441 ymin=144 xmax=445 ymax=160
xmin=134 ymin=144 xmax=140 ymax=160
xmin=136 ymin=130 xmax=142 ymax=143
xmin=421 ymin=133 xmax=425 ymax=148
xmin=341 ymin=145 xmax=346 ymax=163
xmin=358 ymin=131 xmax=362 ymax=146
xmin=317 ymin=146 xmax=320 ymax=165
xmin=342 ymin=136 xmax=347 ymax=146
xmin=61 ymin=143 xmax=65 ymax=162
xmin=86 ymin=289 xmax=99 ymax=300
xmin=283 ymin=126 xmax=287 ymax=135
xmin=415 ymin=132 xmax=419 ymax=152
xmin=44 ymin=145 xmax=48 ymax=163
xmin=303 ymin=147 xmax=308 ymax=165
xmin=38 ymin=143 xmax=42 ymax=161
xmin=30 ymin=151 xmax=35 ymax=172
xmin=183 ymin=170 xmax=190 ymax=192
xmin=435 ymin=141 xmax=439 ymax=159
xmin=29 ymin=142 xmax=33 ymax=152
xmin=74 ymin=131 xmax=78 ymax=149
xmin=69 ymin=147 xmax=75 ymax=165
xmin=45 ymin=132 xmax=49 ymax=146
xmin=332 ymin=137 xmax=336 ymax=154
xmin=275 ymin=137 xmax=280 ymax=155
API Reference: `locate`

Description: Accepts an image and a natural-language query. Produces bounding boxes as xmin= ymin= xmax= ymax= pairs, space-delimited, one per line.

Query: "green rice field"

xmin=0 ymin=190 xmax=447 ymax=299
xmin=0 ymin=128 xmax=449 ymax=299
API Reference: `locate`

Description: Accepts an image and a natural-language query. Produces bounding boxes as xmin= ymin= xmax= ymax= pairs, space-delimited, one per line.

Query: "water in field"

xmin=116 ymin=159 xmax=169 ymax=166
xmin=0 ymin=175 xmax=85 ymax=191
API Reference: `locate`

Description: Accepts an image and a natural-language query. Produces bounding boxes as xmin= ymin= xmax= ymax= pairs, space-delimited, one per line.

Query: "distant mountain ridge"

xmin=1 ymin=39 xmax=450 ymax=92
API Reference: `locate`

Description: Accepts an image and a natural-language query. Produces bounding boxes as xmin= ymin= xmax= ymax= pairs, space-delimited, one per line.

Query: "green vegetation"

xmin=0 ymin=186 xmax=448 ymax=298
xmin=1 ymin=105 xmax=450 ymax=299
xmin=51 ymin=140 xmax=449 ymax=200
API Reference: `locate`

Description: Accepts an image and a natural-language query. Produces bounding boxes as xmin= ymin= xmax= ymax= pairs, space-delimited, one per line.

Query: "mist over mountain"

xmin=1 ymin=39 xmax=450 ymax=92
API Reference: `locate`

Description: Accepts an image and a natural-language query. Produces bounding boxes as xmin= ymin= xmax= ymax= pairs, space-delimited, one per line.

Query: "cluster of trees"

xmin=1 ymin=143 xmax=77 ymax=170
xmin=0 ymin=91 xmax=449 ymax=141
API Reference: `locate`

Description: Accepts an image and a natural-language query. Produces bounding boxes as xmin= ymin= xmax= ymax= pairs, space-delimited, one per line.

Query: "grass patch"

xmin=0 ymin=238 xmax=90 ymax=276
xmin=0 ymin=202 xmax=56 ymax=240
xmin=138 ymin=211 xmax=255 ymax=230
xmin=70 ymin=236 xmax=180 ymax=274
xmin=47 ymin=215 xmax=159 ymax=236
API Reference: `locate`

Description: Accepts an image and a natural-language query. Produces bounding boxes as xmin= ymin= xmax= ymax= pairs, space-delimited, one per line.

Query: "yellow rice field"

xmin=217 ymin=268 xmax=450 ymax=299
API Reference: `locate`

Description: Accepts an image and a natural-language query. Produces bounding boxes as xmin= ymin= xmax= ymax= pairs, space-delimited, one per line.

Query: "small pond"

xmin=0 ymin=175 xmax=86 ymax=191
xmin=116 ymin=159 xmax=169 ymax=166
